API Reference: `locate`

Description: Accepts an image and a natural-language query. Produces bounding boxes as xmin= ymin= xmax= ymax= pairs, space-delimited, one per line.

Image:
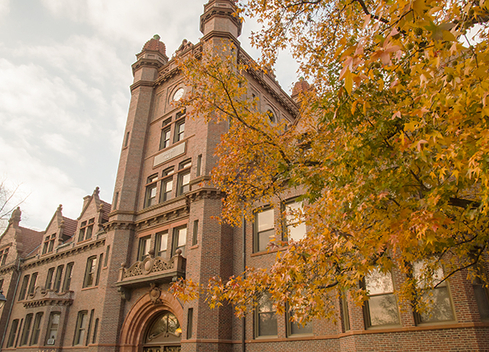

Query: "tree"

xmin=172 ymin=0 xmax=489 ymax=321
xmin=0 ymin=180 xmax=25 ymax=232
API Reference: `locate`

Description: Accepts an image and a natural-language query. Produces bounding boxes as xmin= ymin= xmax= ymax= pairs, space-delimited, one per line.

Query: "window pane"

xmin=259 ymin=312 xmax=277 ymax=336
xmin=178 ymin=227 xmax=187 ymax=246
xmin=290 ymin=320 xmax=312 ymax=335
xmin=257 ymin=209 xmax=274 ymax=232
xmin=158 ymin=232 xmax=168 ymax=252
xmin=258 ymin=229 xmax=274 ymax=252
xmin=288 ymin=222 xmax=306 ymax=242
xmin=420 ymin=287 xmax=455 ymax=322
xmin=366 ymin=269 xmax=394 ymax=295
xmin=368 ymin=295 xmax=399 ymax=326
xmin=182 ymin=172 xmax=190 ymax=186
xmin=474 ymin=284 xmax=489 ymax=320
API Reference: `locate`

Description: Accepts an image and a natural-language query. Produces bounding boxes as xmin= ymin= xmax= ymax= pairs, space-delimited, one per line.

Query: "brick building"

xmin=1 ymin=1 xmax=489 ymax=351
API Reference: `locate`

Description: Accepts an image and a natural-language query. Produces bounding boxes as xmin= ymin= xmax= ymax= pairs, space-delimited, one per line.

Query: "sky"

xmin=0 ymin=0 xmax=299 ymax=231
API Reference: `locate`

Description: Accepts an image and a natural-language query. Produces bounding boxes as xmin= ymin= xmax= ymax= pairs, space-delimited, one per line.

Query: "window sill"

xmin=254 ymin=335 xmax=278 ymax=340
xmin=251 ymin=247 xmax=287 ymax=257
xmin=366 ymin=324 xmax=402 ymax=330
xmin=190 ymin=244 xmax=199 ymax=250
xmin=81 ymin=285 xmax=98 ymax=291
xmin=415 ymin=319 xmax=457 ymax=327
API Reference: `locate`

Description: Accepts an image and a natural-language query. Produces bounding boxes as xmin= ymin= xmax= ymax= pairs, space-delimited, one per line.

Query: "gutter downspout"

xmin=0 ymin=258 xmax=22 ymax=349
xmin=241 ymin=215 xmax=246 ymax=352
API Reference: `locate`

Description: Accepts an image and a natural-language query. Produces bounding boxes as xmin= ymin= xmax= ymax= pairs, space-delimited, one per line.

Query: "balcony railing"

xmin=116 ymin=250 xmax=186 ymax=289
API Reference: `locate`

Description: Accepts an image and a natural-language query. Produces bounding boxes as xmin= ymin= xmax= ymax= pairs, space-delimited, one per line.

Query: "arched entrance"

xmin=143 ymin=311 xmax=181 ymax=352
xmin=119 ymin=290 xmax=184 ymax=352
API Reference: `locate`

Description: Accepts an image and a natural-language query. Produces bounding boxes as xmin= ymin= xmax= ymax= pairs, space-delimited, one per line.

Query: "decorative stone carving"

xmin=148 ymin=283 xmax=162 ymax=305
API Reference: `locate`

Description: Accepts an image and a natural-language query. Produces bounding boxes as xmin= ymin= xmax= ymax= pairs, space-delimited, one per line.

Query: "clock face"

xmin=173 ymin=88 xmax=185 ymax=101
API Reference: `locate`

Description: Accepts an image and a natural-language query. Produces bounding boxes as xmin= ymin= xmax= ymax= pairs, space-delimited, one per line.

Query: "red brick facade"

xmin=1 ymin=1 xmax=489 ymax=351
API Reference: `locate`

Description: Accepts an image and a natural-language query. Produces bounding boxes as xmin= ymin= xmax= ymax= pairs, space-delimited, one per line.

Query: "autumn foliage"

xmin=172 ymin=0 xmax=489 ymax=321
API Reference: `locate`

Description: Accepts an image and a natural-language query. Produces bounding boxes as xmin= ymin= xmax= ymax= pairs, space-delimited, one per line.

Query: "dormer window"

xmin=0 ymin=247 xmax=9 ymax=265
xmin=42 ymin=234 xmax=56 ymax=254
xmin=78 ymin=218 xmax=95 ymax=242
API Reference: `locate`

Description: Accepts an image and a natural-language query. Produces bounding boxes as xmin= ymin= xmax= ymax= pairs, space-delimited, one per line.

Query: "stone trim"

xmin=21 ymin=238 xmax=106 ymax=270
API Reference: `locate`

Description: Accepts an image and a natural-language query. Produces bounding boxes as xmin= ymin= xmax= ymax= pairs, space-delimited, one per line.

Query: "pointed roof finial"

xmin=94 ymin=187 xmax=100 ymax=196
xmin=9 ymin=207 xmax=21 ymax=227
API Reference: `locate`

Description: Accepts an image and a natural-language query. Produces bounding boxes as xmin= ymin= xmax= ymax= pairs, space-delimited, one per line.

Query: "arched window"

xmin=266 ymin=109 xmax=276 ymax=123
xmin=143 ymin=311 xmax=182 ymax=352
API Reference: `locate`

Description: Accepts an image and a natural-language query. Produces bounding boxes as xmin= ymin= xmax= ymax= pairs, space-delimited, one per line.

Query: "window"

xmin=138 ymin=236 xmax=151 ymax=261
xmin=144 ymin=174 xmax=158 ymax=208
xmin=78 ymin=218 xmax=95 ymax=242
xmin=187 ymin=308 xmax=194 ymax=339
xmin=53 ymin=265 xmax=64 ymax=292
xmin=255 ymin=293 xmax=277 ymax=337
xmin=96 ymin=254 xmax=103 ymax=286
xmin=30 ymin=313 xmax=43 ymax=345
xmin=18 ymin=274 xmax=30 ymax=300
xmin=155 ymin=231 xmax=168 ymax=258
xmin=160 ymin=167 xmax=174 ymax=202
xmin=473 ymin=279 xmax=489 ymax=320
xmin=86 ymin=309 xmax=95 ymax=346
xmin=174 ymin=111 xmax=186 ymax=142
xmin=83 ymin=256 xmax=97 ymax=288
xmin=113 ymin=192 xmax=119 ymax=210
xmin=42 ymin=234 xmax=56 ymax=254
xmin=105 ymin=246 xmax=110 ymax=266
xmin=192 ymin=220 xmax=199 ymax=246
xmin=172 ymin=226 xmax=187 ymax=256
xmin=92 ymin=318 xmax=99 ymax=343
xmin=0 ymin=246 xmax=9 ymax=265
xmin=124 ymin=131 xmax=130 ymax=147
xmin=340 ymin=292 xmax=351 ymax=332
xmin=28 ymin=272 xmax=38 ymax=296
xmin=46 ymin=312 xmax=60 ymax=345
xmin=45 ymin=267 xmax=55 ymax=290
xmin=285 ymin=200 xmax=306 ymax=242
xmin=287 ymin=306 xmax=313 ymax=336
xmin=196 ymin=154 xmax=202 ymax=176
xmin=20 ymin=313 xmax=33 ymax=346
xmin=266 ymin=109 xmax=276 ymax=123
xmin=159 ymin=118 xmax=172 ymax=149
xmin=413 ymin=262 xmax=455 ymax=323
xmin=7 ymin=319 xmax=19 ymax=347
xmin=176 ymin=159 xmax=192 ymax=196
xmin=73 ymin=311 xmax=88 ymax=346
xmin=173 ymin=88 xmax=185 ymax=101
xmin=254 ymin=208 xmax=274 ymax=252
xmin=63 ymin=262 xmax=74 ymax=291
xmin=363 ymin=268 xmax=400 ymax=327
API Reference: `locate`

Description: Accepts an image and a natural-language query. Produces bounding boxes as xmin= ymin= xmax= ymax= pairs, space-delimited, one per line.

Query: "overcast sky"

xmin=0 ymin=0 xmax=299 ymax=231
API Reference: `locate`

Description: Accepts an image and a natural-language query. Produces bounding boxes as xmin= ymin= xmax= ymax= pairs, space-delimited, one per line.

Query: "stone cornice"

xmin=104 ymin=220 xmax=137 ymax=232
xmin=200 ymin=5 xmax=242 ymax=37
xmin=0 ymin=262 xmax=17 ymax=275
xmin=131 ymin=58 xmax=165 ymax=76
xmin=201 ymin=31 xmax=240 ymax=47
xmin=238 ymin=50 xmax=299 ymax=119
xmin=23 ymin=290 xmax=74 ymax=308
xmin=130 ymin=80 xmax=156 ymax=92
xmin=186 ymin=187 xmax=225 ymax=203
xmin=134 ymin=201 xmax=189 ymax=232
xmin=154 ymin=66 xmax=180 ymax=87
xmin=21 ymin=237 xmax=106 ymax=270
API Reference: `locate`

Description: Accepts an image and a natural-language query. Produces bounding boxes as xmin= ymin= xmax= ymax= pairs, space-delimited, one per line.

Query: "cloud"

xmin=40 ymin=0 xmax=202 ymax=51
xmin=0 ymin=0 xmax=9 ymax=20
xmin=0 ymin=138 xmax=86 ymax=231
